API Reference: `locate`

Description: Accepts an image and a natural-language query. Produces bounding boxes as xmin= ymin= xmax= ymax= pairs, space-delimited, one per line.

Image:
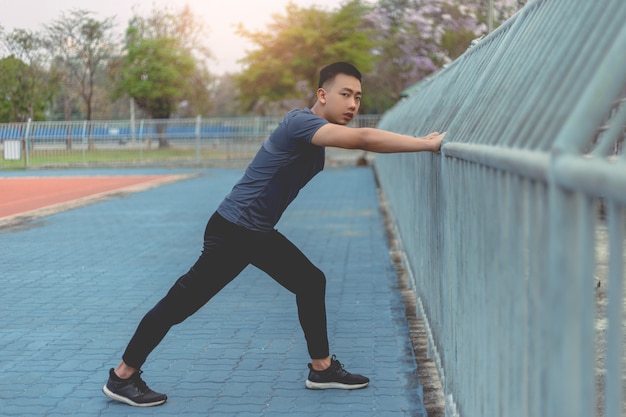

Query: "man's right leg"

xmin=104 ymin=212 xmax=249 ymax=406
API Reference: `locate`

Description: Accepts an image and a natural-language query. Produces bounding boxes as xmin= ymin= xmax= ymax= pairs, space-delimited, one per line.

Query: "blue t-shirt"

xmin=217 ymin=108 xmax=328 ymax=231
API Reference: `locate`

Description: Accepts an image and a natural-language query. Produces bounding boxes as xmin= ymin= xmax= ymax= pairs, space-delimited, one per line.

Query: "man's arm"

xmin=311 ymin=124 xmax=444 ymax=153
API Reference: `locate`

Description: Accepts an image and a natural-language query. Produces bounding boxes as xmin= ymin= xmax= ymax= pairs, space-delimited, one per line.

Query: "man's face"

xmin=320 ymin=73 xmax=362 ymax=125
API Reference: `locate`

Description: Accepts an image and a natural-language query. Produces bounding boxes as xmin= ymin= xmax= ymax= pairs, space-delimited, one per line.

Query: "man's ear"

xmin=317 ymin=88 xmax=327 ymax=104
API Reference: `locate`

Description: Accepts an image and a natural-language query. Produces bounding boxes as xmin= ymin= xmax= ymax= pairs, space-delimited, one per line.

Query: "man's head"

xmin=313 ymin=62 xmax=362 ymax=125
xmin=318 ymin=62 xmax=362 ymax=89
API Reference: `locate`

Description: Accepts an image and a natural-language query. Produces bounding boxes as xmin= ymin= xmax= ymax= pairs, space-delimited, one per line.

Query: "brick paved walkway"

xmin=0 ymin=167 xmax=426 ymax=417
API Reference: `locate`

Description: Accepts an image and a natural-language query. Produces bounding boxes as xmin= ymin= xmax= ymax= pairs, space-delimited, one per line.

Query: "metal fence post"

xmin=195 ymin=115 xmax=201 ymax=163
xmin=24 ymin=118 xmax=32 ymax=169
xmin=81 ymin=120 xmax=87 ymax=164
xmin=139 ymin=119 xmax=144 ymax=162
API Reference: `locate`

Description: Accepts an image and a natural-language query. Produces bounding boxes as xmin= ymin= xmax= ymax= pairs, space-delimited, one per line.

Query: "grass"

xmin=0 ymin=146 xmax=254 ymax=170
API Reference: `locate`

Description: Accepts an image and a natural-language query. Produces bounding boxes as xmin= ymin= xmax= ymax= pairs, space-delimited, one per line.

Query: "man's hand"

xmin=420 ymin=131 xmax=446 ymax=153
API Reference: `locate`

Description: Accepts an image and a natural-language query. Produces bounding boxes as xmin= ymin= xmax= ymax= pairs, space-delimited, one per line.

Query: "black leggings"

xmin=122 ymin=212 xmax=329 ymax=369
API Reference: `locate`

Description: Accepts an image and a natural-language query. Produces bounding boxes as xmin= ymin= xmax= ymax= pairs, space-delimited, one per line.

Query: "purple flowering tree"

xmin=363 ymin=0 xmax=523 ymax=110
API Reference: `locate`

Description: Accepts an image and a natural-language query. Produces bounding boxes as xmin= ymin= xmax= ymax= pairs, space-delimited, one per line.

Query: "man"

xmin=103 ymin=62 xmax=444 ymax=407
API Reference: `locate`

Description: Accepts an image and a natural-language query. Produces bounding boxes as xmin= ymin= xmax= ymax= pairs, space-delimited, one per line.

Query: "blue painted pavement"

xmin=0 ymin=167 xmax=425 ymax=417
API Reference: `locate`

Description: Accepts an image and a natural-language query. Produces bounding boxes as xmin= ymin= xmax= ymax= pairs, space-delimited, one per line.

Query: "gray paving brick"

xmin=0 ymin=167 xmax=426 ymax=417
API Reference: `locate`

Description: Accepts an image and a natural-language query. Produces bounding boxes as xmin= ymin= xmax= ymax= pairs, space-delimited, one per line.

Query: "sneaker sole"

xmin=305 ymin=380 xmax=369 ymax=390
xmin=102 ymin=385 xmax=167 ymax=407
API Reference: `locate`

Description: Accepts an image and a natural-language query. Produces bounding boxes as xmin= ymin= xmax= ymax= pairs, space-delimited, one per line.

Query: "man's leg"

xmin=104 ymin=213 xmax=250 ymax=406
xmin=249 ymin=229 xmax=329 ymax=360
xmin=250 ymin=230 xmax=369 ymax=390
xmin=122 ymin=213 xmax=249 ymax=370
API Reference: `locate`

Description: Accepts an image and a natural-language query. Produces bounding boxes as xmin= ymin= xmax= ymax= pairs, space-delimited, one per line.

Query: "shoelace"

xmin=130 ymin=370 xmax=149 ymax=393
xmin=330 ymin=355 xmax=349 ymax=376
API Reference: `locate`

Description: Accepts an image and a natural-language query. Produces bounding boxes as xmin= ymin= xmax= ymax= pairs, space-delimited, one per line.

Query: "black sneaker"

xmin=102 ymin=368 xmax=167 ymax=407
xmin=305 ymin=355 xmax=369 ymax=390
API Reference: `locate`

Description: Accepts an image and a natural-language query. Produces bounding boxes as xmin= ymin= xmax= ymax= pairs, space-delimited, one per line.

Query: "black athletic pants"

xmin=122 ymin=212 xmax=329 ymax=369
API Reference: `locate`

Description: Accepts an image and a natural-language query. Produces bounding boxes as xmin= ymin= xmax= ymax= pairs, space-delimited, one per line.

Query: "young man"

xmin=103 ymin=62 xmax=444 ymax=407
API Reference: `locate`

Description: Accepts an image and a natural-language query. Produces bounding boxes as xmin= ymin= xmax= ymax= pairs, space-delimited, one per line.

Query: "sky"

xmin=1 ymin=0 xmax=353 ymax=74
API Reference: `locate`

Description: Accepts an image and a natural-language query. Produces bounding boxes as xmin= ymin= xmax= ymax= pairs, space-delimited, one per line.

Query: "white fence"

xmin=0 ymin=115 xmax=380 ymax=169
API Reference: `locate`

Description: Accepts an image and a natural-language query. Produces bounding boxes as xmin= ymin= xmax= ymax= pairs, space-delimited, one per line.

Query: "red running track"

xmin=0 ymin=175 xmax=181 ymax=221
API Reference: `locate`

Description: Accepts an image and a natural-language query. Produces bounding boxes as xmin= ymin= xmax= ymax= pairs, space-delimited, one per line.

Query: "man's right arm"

xmin=311 ymin=124 xmax=444 ymax=154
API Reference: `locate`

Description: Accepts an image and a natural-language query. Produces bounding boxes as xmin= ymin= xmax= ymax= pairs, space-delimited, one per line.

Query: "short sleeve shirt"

xmin=217 ymin=108 xmax=328 ymax=231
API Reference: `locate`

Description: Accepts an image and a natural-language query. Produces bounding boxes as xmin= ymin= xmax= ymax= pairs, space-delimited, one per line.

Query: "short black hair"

xmin=318 ymin=62 xmax=362 ymax=88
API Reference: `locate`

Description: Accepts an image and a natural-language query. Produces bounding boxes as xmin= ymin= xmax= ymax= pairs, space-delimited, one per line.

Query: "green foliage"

xmin=235 ymin=0 xmax=376 ymax=113
xmin=0 ymin=29 xmax=56 ymax=122
xmin=0 ymin=57 xmax=32 ymax=122
xmin=118 ymin=34 xmax=193 ymax=118
xmin=441 ymin=28 xmax=479 ymax=61
xmin=113 ymin=5 xmax=211 ymax=121
xmin=0 ymin=1 xmax=524 ymax=119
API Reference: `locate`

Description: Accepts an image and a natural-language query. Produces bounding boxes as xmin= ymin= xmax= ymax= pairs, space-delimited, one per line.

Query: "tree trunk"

xmin=155 ymin=120 xmax=169 ymax=148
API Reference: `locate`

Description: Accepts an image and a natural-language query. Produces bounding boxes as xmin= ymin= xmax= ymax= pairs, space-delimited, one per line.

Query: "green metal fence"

xmin=0 ymin=115 xmax=380 ymax=169
xmin=374 ymin=0 xmax=626 ymax=416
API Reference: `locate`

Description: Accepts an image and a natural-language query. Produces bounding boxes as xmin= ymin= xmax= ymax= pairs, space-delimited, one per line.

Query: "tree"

xmin=46 ymin=9 xmax=117 ymax=121
xmin=206 ymin=73 xmax=242 ymax=117
xmin=0 ymin=28 xmax=57 ymax=122
xmin=112 ymin=5 xmax=212 ymax=147
xmin=364 ymin=0 xmax=523 ymax=110
xmin=235 ymin=0 xmax=376 ymax=114
xmin=175 ymin=63 xmax=214 ymax=118
xmin=0 ymin=57 xmax=34 ymax=122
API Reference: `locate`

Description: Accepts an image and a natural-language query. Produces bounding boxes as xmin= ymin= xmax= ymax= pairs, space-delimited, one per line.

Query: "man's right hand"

xmin=421 ymin=131 xmax=445 ymax=152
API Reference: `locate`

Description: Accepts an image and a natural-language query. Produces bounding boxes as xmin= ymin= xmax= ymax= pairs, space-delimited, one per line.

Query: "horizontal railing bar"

xmin=552 ymin=155 xmax=626 ymax=205
xmin=443 ymin=142 xmax=550 ymax=182
xmin=444 ymin=142 xmax=626 ymax=204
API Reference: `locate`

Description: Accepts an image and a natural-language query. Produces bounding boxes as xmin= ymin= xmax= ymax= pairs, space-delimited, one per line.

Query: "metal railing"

xmin=0 ymin=115 xmax=381 ymax=169
xmin=374 ymin=0 xmax=626 ymax=416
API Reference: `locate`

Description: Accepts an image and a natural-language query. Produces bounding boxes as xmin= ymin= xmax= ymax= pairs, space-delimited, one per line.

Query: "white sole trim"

xmin=305 ymin=380 xmax=369 ymax=390
xmin=102 ymin=385 xmax=166 ymax=407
